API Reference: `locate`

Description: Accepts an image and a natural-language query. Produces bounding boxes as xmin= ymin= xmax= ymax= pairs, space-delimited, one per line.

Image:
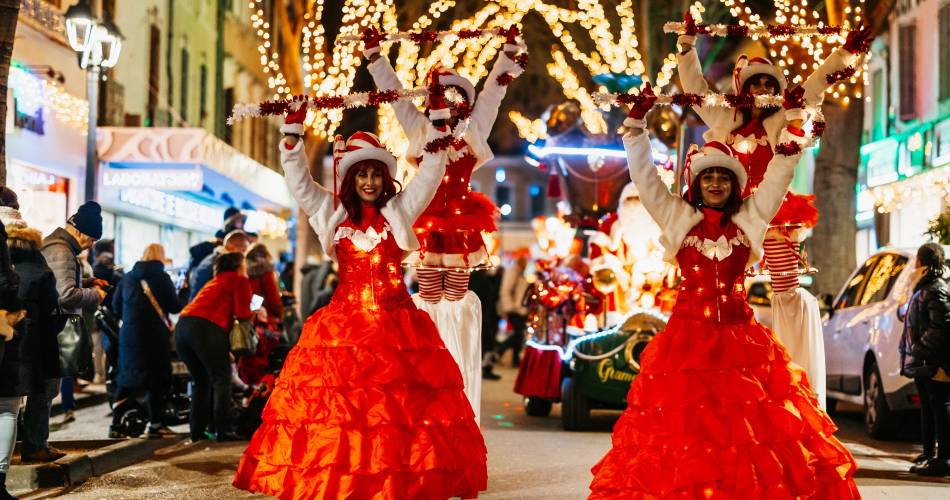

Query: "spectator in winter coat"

xmin=110 ymin=244 xmax=183 ymax=438
xmin=0 ymin=219 xmax=26 ymax=499
xmin=497 ymin=249 xmax=530 ymax=367
xmin=0 ymin=194 xmax=65 ymax=465
xmin=299 ymin=257 xmax=337 ymax=318
xmin=470 ymin=266 xmax=503 ymax=380
xmin=189 ymin=230 xmax=250 ymax=301
xmin=183 ymin=208 xmax=247 ymax=300
xmin=237 ymin=243 xmax=284 ymax=386
xmin=900 ymin=242 xmax=950 ymax=476
xmin=176 ymin=252 xmax=253 ymax=441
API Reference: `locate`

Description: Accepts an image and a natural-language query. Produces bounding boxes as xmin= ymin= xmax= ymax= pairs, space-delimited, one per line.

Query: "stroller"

xmin=234 ymin=344 xmax=291 ymax=438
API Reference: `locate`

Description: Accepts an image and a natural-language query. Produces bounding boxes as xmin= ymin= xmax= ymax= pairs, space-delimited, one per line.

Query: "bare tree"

xmin=0 ymin=0 xmax=20 ymax=186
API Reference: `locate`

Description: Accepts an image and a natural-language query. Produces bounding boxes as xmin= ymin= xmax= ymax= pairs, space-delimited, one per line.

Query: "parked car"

xmin=822 ymin=247 xmax=949 ymax=439
xmin=745 ymin=275 xmax=814 ymax=329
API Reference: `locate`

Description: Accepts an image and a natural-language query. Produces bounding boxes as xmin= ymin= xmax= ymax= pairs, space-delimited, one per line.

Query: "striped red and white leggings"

xmin=417 ymin=268 xmax=470 ymax=303
xmin=763 ymin=234 xmax=800 ymax=293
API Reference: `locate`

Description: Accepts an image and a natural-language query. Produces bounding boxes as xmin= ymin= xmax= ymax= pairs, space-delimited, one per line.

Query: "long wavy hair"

xmin=687 ymin=167 xmax=743 ymax=227
xmin=338 ymin=160 xmax=401 ymax=225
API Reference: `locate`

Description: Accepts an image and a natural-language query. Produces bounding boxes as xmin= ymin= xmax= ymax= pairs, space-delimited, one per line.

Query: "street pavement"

xmin=19 ymin=366 xmax=950 ymax=499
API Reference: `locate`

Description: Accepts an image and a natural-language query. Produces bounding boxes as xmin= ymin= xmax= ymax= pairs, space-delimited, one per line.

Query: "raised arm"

xmin=364 ymin=28 xmax=427 ymax=140
xmin=623 ymin=128 xmax=692 ymax=230
xmin=674 ymin=14 xmax=736 ymax=135
xmin=740 ymin=129 xmax=805 ymax=223
xmin=280 ymin=105 xmax=335 ymax=237
xmin=801 ymin=26 xmax=871 ymax=106
xmin=392 ymin=125 xmax=449 ymax=221
xmin=468 ymin=32 xmax=526 ymax=139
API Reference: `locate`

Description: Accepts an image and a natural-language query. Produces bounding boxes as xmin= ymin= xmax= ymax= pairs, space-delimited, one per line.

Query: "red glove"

xmin=627 ymin=83 xmax=658 ymax=120
xmin=843 ymin=24 xmax=873 ymax=54
xmin=427 ymin=74 xmax=451 ymax=123
xmin=503 ymin=25 xmax=523 ymax=54
xmin=361 ymin=27 xmax=384 ymax=58
xmin=280 ymin=101 xmax=307 ymax=136
xmin=782 ymin=85 xmax=805 ymax=110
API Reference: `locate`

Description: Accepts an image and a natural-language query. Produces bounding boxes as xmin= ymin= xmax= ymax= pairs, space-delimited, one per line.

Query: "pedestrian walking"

xmin=176 ymin=252 xmax=252 ymax=442
xmin=0 ymin=218 xmax=26 ymax=500
xmin=470 ymin=265 xmax=503 ymax=379
xmin=900 ymin=242 xmax=950 ymax=476
xmin=237 ymin=243 xmax=283 ymax=386
xmin=110 ymin=244 xmax=183 ymax=438
xmin=0 ymin=193 xmax=66 ymax=465
xmin=497 ymin=249 xmax=530 ymax=368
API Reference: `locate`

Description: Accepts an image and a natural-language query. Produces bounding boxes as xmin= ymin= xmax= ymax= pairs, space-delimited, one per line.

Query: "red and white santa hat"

xmin=732 ymin=55 xmax=787 ymax=94
xmin=685 ymin=141 xmax=748 ymax=192
xmin=426 ymin=66 xmax=476 ymax=105
xmin=333 ymin=131 xmax=398 ymax=185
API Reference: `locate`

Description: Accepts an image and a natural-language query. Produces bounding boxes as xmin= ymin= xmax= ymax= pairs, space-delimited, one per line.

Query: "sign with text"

xmin=102 ymin=166 xmax=203 ymax=191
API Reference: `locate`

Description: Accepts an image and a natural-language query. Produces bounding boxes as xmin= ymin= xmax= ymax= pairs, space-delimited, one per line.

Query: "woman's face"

xmin=699 ymin=169 xmax=733 ymax=208
xmin=745 ymin=75 xmax=779 ymax=96
xmin=355 ymin=165 xmax=384 ymax=203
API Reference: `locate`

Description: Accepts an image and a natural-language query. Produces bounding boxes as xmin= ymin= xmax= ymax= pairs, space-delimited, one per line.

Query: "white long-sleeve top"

xmin=367 ymin=53 xmax=524 ymax=169
xmin=676 ymin=45 xmax=857 ymax=148
xmin=279 ymin=127 xmax=448 ymax=261
xmin=499 ymin=265 xmax=529 ymax=316
xmin=622 ymin=129 xmax=803 ymax=268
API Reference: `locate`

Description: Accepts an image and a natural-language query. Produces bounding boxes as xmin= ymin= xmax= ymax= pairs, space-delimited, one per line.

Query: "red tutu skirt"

xmin=589 ymin=313 xmax=859 ymax=499
xmin=414 ymin=190 xmax=498 ymax=257
xmin=514 ymin=346 xmax=562 ymax=400
xmin=771 ymin=192 xmax=818 ymax=228
xmin=233 ymin=298 xmax=488 ymax=499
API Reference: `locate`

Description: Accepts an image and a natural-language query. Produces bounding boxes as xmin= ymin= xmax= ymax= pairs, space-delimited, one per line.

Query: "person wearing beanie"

xmin=0 ymin=199 xmax=65 ymax=467
xmin=900 ymin=242 xmax=950 ymax=476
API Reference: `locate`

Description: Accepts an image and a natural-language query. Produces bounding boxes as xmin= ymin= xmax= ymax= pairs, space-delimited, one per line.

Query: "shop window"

xmin=858 ymin=253 xmax=908 ymax=305
xmin=871 ymin=69 xmax=887 ymax=141
xmin=529 ymin=184 xmax=545 ymax=218
xmin=199 ymin=63 xmax=208 ymax=122
xmin=116 ymin=217 xmax=161 ymax=269
xmin=941 ymin=4 xmax=950 ymax=101
xmin=146 ymin=24 xmax=160 ymax=126
xmin=898 ymin=23 xmax=916 ymax=120
xmin=180 ymin=48 xmax=190 ymax=123
xmin=496 ymin=185 xmax=512 ymax=221
xmin=223 ymin=88 xmax=235 ymax=144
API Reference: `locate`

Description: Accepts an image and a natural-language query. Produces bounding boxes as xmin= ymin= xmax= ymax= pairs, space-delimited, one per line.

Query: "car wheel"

xmin=864 ymin=362 xmax=902 ymax=439
xmin=561 ymin=377 xmax=591 ymax=431
xmin=524 ymin=397 xmax=553 ymax=417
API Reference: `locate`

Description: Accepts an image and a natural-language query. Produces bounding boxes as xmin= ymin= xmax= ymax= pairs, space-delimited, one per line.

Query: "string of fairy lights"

xmin=7 ymin=63 xmax=88 ymax=130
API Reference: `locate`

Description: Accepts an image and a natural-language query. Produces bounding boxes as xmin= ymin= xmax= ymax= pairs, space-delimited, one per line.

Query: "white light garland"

xmin=7 ymin=65 xmax=88 ymax=130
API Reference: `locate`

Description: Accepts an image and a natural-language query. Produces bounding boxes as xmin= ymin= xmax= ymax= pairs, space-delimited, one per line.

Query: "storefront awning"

xmin=97 ymin=127 xmax=293 ymax=211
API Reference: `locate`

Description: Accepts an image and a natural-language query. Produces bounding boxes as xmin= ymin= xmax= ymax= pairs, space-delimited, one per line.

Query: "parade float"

xmin=512 ymin=87 xmax=680 ymax=430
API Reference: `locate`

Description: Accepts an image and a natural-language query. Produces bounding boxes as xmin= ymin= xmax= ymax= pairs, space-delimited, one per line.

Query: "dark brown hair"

xmin=0 ymin=187 xmax=19 ymax=210
xmin=687 ymin=167 xmax=743 ymax=226
xmin=338 ymin=160 xmax=400 ymax=225
xmin=213 ymin=251 xmax=245 ymax=276
xmin=738 ymin=74 xmax=781 ymax=125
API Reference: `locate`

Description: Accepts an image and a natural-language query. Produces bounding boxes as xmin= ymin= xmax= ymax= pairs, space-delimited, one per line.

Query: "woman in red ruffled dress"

xmin=233 ymin=98 xmax=487 ymax=499
xmin=676 ymin=15 xmax=874 ymax=407
xmin=588 ymin=91 xmax=859 ymax=498
xmin=363 ymin=27 xmax=526 ymax=419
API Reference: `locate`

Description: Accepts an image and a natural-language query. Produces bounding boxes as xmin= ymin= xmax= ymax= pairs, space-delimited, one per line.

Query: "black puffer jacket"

xmin=900 ymin=271 xmax=950 ymax=377
xmin=0 ymin=220 xmax=25 ymax=397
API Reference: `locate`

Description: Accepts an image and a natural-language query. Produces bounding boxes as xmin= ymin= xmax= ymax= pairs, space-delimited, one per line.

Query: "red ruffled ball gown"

xmin=233 ymin=204 xmax=487 ymax=499
xmin=589 ymin=207 xmax=859 ymax=499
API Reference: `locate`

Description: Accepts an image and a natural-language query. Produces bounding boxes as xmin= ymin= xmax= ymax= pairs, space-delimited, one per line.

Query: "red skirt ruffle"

xmin=589 ymin=313 xmax=859 ymax=499
xmin=771 ymin=192 xmax=818 ymax=228
xmin=414 ymin=191 xmax=498 ymax=255
xmin=233 ymin=299 xmax=487 ymax=499
xmin=514 ymin=346 xmax=562 ymax=400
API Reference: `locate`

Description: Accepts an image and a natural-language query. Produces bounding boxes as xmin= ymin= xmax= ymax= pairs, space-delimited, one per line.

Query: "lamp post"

xmin=64 ymin=0 xmax=122 ymax=202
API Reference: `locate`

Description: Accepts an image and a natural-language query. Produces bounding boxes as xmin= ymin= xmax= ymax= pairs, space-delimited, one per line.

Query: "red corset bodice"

xmin=430 ymin=142 xmax=478 ymax=208
xmin=729 ymin=119 xmax=773 ymax=196
xmin=672 ymin=208 xmax=753 ymax=323
xmin=332 ymin=204 xmax=413 ymax=310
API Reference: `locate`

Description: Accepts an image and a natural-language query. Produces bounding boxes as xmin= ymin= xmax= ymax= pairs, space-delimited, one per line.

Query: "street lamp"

xmin=64 ymin=0 xmax=123 ymax=202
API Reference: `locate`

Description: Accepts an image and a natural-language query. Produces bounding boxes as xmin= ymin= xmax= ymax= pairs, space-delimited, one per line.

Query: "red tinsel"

xmin=258 ymin=100 xmax=292 ymax=117
xmin=772 ymin=193 xmax=819 ymax=227
xmin=817 ymin=26 xmax=842 ymax=35
xmin=367 ymin=89 xmax=400 ymax=106
xmin=454 ymin=100 xmax=472 ymax=120
xmin=497 ymin=73 xmax=514 ymax=86
xmin=408 ymin=31 xmax=440 ymax=44
xmin=825 ymin=66 xmax=856 ymax=85
xmin=515 ymin=53 xmax=529 ymax=70
xmin=309 ymin=95 xmax=346 ymax=109
xmin=724 ymin=93 xmax=755 ymax=109
xmin=767 ymin=24 xmax=796 ymax=37
xmin=424 ymin=135 xmax=456 ymax=153
xmin=775 ymin=141 xmax=802 ymax=156
xmin=726 ymin=25 xmax=749 ymax=37
xmin=812 ymin=121 xmax=826 ymax=137
xmin=670 ymin=93 xmax=704 ymax=107
xmin=457 ymin=29 xmax=483 ymax=39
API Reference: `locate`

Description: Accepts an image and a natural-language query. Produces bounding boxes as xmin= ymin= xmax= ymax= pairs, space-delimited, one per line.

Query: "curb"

xmin=8 ymin=436 xmax=187 ymax=491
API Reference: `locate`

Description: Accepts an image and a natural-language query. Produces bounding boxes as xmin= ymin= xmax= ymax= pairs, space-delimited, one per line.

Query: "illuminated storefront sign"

xmin=861 ymin=138 xmax=899 ymax=188
xmin=118 ymin=188 xmax=222 ymax=228
xmin=102 ymin=166 xmax=203 ymax=190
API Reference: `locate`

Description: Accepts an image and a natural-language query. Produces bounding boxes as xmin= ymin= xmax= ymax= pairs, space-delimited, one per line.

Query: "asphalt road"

xmin=21 ymin=366 xmax=950 ymax=499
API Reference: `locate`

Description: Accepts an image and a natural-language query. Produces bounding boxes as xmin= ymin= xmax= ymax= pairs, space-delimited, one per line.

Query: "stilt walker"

xmin=675 ymin=13 xmax=874 ymax=407
xmin=589 ymin=88 xmax=859 ymax=499
xmin=363 ymin=26 xmax=527 ymax=420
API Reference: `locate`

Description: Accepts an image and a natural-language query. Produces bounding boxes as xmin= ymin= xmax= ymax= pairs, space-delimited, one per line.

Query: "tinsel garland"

xmin=341 ymin=26 xmax=519 ymax=44
xmin=775 ymin=141 xmax=803 ymax=156
xmin=497 ymin=73 xmax=515 ymax=86
xmin=424 ymin=135 xmax=458 ymax=153
xmin=664 ymin=21 xmax=848 ymax=38
xmin=825 ymin=66 xmax=857 ymax=85
xmin=227 ymin=87 xmax=469 ymax=125
xmin=594 ymin=91 xmax=787 ymax=109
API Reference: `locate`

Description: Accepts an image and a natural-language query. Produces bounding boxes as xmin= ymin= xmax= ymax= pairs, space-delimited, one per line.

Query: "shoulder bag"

xmin=56 ymin=308 xmax=92 ymax=378
xmin=230 ymin=318 xmax=258 ymax=357
xmin=141 ymin=279 xmax=175 ymax=332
